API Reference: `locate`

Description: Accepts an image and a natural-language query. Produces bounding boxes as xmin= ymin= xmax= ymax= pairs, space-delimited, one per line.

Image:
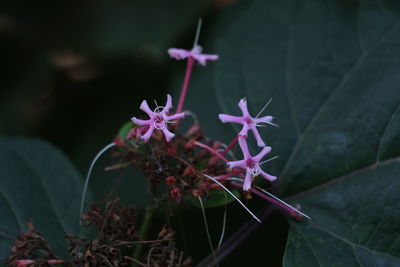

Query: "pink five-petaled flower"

xmin=218 ymin=98 xmax=274 ymax=147
xmin=14 ymin=260 xmax=63 ymax=266
xmin=168 ymin=45 xmax=219 ymax=66
xmin=227 ymin=136 xmax=276 ymax=191
xmin=131 ymin=94 xmax=185 ymax=143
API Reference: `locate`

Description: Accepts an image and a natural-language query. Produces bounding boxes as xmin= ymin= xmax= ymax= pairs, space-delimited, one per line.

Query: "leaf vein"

xmin=286 ymin=155 xmax=400 ymax=200
xmin=310 ymin=220 xmax=400 ymax=261
xmin=279 ymin=20 xmax=400 ymax=187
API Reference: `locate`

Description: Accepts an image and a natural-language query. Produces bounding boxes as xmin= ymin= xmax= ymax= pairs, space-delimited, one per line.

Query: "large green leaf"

xmin=215 ymin=0 xmax=400 ymax=265
xmin=0 ymin=137 xmax=89 ymax=262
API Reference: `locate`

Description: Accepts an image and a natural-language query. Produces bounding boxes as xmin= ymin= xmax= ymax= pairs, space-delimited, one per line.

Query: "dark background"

xmin=0 ymin=0 xmax=288 ymax=265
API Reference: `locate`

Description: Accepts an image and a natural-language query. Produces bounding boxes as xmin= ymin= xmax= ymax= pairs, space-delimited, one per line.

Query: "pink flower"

xmin=14 ymin=260 xmax=63 ymax=266
xmin=168 ymin=45 xmax=218 ymax=66
xmin=131 ymin=94 xmax=185 ymax=143
xmin=227 ymin=136 xmax=276 ymax=191
xmin=218 ymin=98 xmax=274 ymax=147
xmin=14 ymin=260 xmax=33 ymax=267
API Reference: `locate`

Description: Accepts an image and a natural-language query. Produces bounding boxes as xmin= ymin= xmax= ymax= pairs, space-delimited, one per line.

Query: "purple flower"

xmin=218 ymin=98 xmax=274 ymax=147
xmin=227 ymin=136 xmax=276 ymax=191
xmin=131 ymin=94 xmax=185 ymax=143
xmin=168 ymin=45 xmax=219 ymax=66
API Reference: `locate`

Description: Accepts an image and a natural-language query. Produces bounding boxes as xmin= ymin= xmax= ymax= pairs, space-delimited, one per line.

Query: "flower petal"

xmin=238 ymin=98 xmax=250 ymax=117
xmin=238 ymin=135 xmax=251 ymax=159
xmin=161 ymin=127 xmax=175 ymax=142
xmin=140 ymin=100 xmax=153 ymax=117
xmin=238 ymin=123 xmax=250 ymax=137
xmin=243 ymin=170 xmax=252 ymax=191
xmin=164 ymin=94 xmax=173 ymax=112
xmin=131 ymin=117 xmax=150 ymax=126
xmin=255 ymin=115 xmax=273 ymax=124
xmin=253 ymin=146 xmax=272 ymax=163
xmin=259 ymin=169 xmax=277 ymax=182
xmin=165 ymin=112 xmax=185 ymax=121
xmin=218 ymin=114 xmax=244 ymax=124
xmin=192 ymin=53 xmax=219 ymax=66
xmin=168 ymin=48 xmax=191 ymax=60
xmin=141 ymin=124 xmax=155 ymax=143
xmin=227 ymin=159 xmax=246 ymax=169
xmin=251 ymin=126 xmax=266 ymax=147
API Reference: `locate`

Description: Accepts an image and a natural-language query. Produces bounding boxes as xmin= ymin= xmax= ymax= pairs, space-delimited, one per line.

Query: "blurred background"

xmin=0 ymin=0 xmax=288 ymax=265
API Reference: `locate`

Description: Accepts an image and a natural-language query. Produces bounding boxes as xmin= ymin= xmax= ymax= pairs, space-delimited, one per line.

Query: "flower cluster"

xmin=128 ymin=20 xmax=276 ymax=193
xmin=219 ymin=98 xmax=277 ymax=191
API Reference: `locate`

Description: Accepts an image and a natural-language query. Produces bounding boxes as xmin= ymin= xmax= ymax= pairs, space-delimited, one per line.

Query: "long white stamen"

xmin=256 ymin=186 xmax=311 ymax=220
xmin=227 ymin=177 xmax=311 ymax=220
xmin=252 ymin=122 xmax=278 ymax=128
xmin=260 ymin=156 xmax=279 ymax=165
xmin=198 ymin=197 xmax=218 ymax=266
xmin=153 ymin=106 xmax=164 ymax=113
xmin=184 ymin=110 xmax=199 ymax=125
xmin=80 ymin=142 xmax=115 ymax=224
xmin=255 ymin=98 xmax=272 ymax=119
xmin=266 ymin=121 xmax=279 ymax=127
xmin=202 ymin=174 xmax=261 ymax=223
xmin=217 ymin=192 xmax=228 ymax=249
xmin=193 ymin=18 xmax=203 ymax=48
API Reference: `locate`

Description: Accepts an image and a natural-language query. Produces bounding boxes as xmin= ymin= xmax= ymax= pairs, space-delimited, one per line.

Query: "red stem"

xmin=250 ymin=187 xmax=296 ymax=217
xmin=194 ymin=141 xmax=228 ymax=163
xmin=214 ymin=171 xmax=243 ymax=180
xmin=221 ymin=135 xmax=238 ymax=156
xmin=176 ymin=57 xmax=195 ymax=114
xmin=231 ymin=173 xmax=297 ymax=217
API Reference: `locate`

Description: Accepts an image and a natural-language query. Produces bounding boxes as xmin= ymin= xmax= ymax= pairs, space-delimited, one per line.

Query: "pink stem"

xmin=232 ymin=173 xmax=296 ymax=218
xmin=221 ymin=135 xmax=238 ymax=156
xmin=194 ymin=141 xmax=228 ymax=163
xmin=15 ymin=259 xmax=63 ymax=266
xmin=214 ymin=171 xmax=243 ymax=180
xmin=250 ymin=188 xmax=296 ymax=217
xmin=176 ymin=57 xmax=195 ymax=114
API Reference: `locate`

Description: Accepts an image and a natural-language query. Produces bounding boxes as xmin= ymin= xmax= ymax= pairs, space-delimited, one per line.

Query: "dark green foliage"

xmin=215 ymin=0 xmax=400 ymax=265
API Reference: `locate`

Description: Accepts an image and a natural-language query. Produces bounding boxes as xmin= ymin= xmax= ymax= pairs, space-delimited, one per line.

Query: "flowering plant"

xmin=4 ymin=1 xmax=398 ymax=265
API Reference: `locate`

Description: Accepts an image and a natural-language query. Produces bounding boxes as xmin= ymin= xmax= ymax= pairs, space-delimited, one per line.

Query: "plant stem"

xmin=194 ymin=141 xmax=228 ymax=163
xmin=230 ymin=180 xmax=299 ymax=219
xmin=221 ymin=135 xmax=238 ymax=156
xmin=213 ymin=172 xmax=242 ymax=181
xmin=176 ymin=57 xmax=195 ymax=114
xmin=249 ymin=188 xmax=297 ymax=217
xmin=195 ymin=205 xmax=274 ymax=267
xmin=132 ymin=205 xmax=155 ymax=266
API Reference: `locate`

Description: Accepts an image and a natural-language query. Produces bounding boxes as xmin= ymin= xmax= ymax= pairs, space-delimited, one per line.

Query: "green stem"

xmin=131 ymin=205 xmax=155 ymax=266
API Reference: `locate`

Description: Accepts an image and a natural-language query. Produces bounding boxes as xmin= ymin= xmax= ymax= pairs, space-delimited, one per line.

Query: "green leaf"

xmin=0 ymin=137 xmax=90 ymax=262
xmin=118 ymin=121 xmax=134 ymax=139
xmin=191 ymin=189 xmax=240 ymax=209
xmin=215 ymin=0 xmax=400 ymax=265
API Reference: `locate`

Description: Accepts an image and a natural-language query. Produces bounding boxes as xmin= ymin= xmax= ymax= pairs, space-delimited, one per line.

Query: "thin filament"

xmin=255 ymin=186 xmax=311 ymax=220
xmin=193 ymin=18 xmax=203 ymax=48
xmin=79 ymin=142 xmax=115 ymax=224
xmin=198 ymin=197 xmax=218 ymax=267
xmin=255 ymin=98 xmax=272 ymax=119
xmin=260 ymin=155 xmax=279 ymax=165
xmin=202 ymin=174 xmax=261 ymax=223
xmin=227 ymin=177 xmax=311 ymax=220
xmin=217 ymin=192 xmax=228 ymax=249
